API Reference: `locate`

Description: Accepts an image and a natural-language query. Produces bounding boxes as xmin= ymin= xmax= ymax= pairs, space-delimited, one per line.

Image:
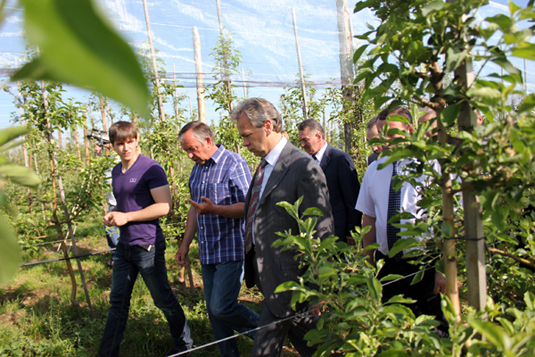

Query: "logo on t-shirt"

xmin=130 ymin=178 xmax=137 ymax=183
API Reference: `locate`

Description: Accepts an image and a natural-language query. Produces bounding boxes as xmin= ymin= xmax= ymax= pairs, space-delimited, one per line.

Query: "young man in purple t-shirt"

xmin=98 ymin=121 xmax=193 ymax=357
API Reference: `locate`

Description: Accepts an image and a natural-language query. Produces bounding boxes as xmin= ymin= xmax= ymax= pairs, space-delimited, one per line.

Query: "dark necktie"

xmin=245 ymin=159 xmax=267 ymax=253
xmin=387 ymin=160 xmax=402 ymax=260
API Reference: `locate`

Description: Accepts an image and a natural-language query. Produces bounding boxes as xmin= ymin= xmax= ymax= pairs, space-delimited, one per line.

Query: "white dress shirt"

xmin=356 ymin=156 xmax=440 ymax=256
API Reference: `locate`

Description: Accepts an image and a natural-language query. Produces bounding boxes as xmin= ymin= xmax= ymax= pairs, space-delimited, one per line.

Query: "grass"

xmin=0 ymin=209 xmax=299 ymax=356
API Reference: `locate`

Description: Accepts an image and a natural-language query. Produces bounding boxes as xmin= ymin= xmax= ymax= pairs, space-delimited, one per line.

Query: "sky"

xmin=0 ymin=0 xmax=532 ymax=130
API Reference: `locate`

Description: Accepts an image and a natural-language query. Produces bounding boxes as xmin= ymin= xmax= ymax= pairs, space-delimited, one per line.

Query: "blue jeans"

xmin=105 ymin=206 xmax=119 ymax=259
xmin=202 ymin=260 xmax=260 ymax=357
xmin=99 ymin=241 xmax=193 ymax=357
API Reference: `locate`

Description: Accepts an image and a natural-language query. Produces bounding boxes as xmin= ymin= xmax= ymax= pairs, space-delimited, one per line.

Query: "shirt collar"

xmin=314 ymin=142 xmax=328 ymax=163
xmin=264 ymin=136 xmax=287 ymax=167
xmin=208 ymin=144 xmax=225 ymax=164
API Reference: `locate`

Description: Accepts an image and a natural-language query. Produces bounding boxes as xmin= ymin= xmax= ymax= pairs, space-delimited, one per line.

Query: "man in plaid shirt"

xmin=176 ymin=121 xmax=260 ymax=357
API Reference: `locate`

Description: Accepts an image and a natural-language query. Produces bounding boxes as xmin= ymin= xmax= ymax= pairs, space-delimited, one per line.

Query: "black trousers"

xmin=376 ymin=252 xmax=449 ymax=337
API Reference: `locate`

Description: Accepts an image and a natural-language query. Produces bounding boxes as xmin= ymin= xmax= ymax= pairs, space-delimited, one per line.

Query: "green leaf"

xmin=524 ymin=292 xmax=535 ymax=311
xmin=486 ymin=14 xmax=512 ymax=31
xmin=516 ymin=94 xmax=535 ymax=113
xmin=388 ymin=238 xmax=421 ymax=258
xmin=0 ymin=216 xmax=20 ymax=284
xmin=377 ymin=350 xmax=411 ymax=357
xmin=0 ymin=139 xmax=27 ymax=153
xmin=439 ymin=102 xmax=462 ymax=126
xmin=353 ymin=44 xmax=368 ymax=64
xmin=470 ymin=319 xmax=508 ymax=350
xmin=367 ymin=277 xmax=382 ymax=301
xmin=274 ymin=281 xmax=300 ymax=293
xmin=0 ymin=165 xmax=41 ymax=189
xmin=302 ymin=207 xmax=324 ymax=217
xmin=512 ymin=43 xmax=535 ymax=60
xmin=384 ymin=295 xmax=415 ymax=305
xmin=411 ymin=269 xmax=424 ymax=285
xmin=379 ymin=274 xmax=405 ymax=282
xmin=446 ymin=48 xmax=468 ymax=73
xmin=17 ymin=0 xmax=149 ymax=117
xmin=466 ymin=86 xmax=501 ymax=101
xmin=492 ymin=56 xmax=522 ymax=77
xmin=422 ymin=0 xmax=444 ymax=16
xmin=0 ymin=127 xmax=30 ymax=147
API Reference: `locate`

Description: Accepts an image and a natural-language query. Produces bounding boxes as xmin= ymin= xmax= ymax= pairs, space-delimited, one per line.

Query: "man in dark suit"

xmin=231 ymin=98 xmax=334 ymax=357
xmin=298 ymin=119 xmax=361 ymax=245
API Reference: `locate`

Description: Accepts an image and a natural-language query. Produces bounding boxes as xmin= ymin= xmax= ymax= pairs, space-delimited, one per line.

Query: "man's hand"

xmin=346 ymin=236 xmax=356 ymax=246
xmin=103 ymin=211 xmax=129 ymax=227
xmin=433 ymin=271 xmax=446 ymax=295
xmin=175 ymin=244 xmax=190 ymax=267
xmin=188 ymin=197 xmax=216 ymax=215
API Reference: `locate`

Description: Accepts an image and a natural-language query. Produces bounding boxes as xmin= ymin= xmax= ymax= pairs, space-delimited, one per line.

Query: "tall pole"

xmin=99 ymin=95 xmax=108 ymax=133
xmin=216 ymin=0 xmax=224 ymax=35
xmin=142 ymin=0 xmax=165 ymax=122
xmin=242 ymin=67 xmax=247 ymax=98
xmin=336 ymin=0 xmax=357 ymax=153
xmin=292 ymin=8 xmax=308 ymax=119
xmin=524 ymin=58 xmax=528 ymax=94
xmin=15 ymin=59 xmax=29 ymax=169
xmin=193 ymin=26 xmax=206 ymax=122
xmin=450 ymin=10 xmax=487 ymax=313
xmin=173 ymin=63 xmax=180 ymax=120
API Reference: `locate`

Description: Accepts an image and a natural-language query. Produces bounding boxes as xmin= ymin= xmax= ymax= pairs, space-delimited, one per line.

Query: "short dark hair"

xmin=178 ymin=121 xmax=215 ymax=144
xmin=366 ymin=116 xmax=378 ymax=130
xmin=109 ymin=121 xmax=138 ymax=144
xmin=387 ymin=106 xmax=413 ymax=123
xmin=297 ymin=119 xmax=325 ymax=138
xmin=230 ymin=98 xmax=283 ymax=132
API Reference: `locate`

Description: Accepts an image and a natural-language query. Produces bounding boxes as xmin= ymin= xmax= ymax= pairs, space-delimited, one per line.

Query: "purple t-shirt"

xmin=112 ymin=154 xmax=169 ymax=246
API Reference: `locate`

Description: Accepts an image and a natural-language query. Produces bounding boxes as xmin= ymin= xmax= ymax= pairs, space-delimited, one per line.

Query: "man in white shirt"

xmin=356 ymin=106 xmax=448 ymax=336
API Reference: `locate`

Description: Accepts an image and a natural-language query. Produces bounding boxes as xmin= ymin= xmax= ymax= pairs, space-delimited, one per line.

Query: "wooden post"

xmin=458 ymin=59 xmax=487 ymax=312
xmin=73 ymin=127 xmax=81 ymax=160
xmin=83 ymin=113 xmax=90 ymax=166
xmin=436 ymin=97 xmax=462 ymax=319
xmin=241 ymin=68 xmax=247 ymax=98
xmin=57 ymin=130 xmax=63 ymax=150
xmin=216 ymin=0 xmax=224 ymax=34
xmin=188 ymin=96 xmax=193 ymax=120
xmin=193 ymin=26 xmax=207 ymax=122
xmin=173 ymin=63 xmax=180 ymax=120
xmin=291 ymin=8 xmax=308 ymax=119
xmin=143 ymin=0 xmax=165 ymax=122
xmin=15 ymin=59 xmax=29 ymax=168
xmin=99 ymin=95 xmax=108 ymax=133
xmin=335 ymin=0 xmax=357 ymax=153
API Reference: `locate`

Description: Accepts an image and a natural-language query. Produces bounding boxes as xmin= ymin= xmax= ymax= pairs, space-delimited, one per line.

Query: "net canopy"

xmin=0 ymin=0 xmax=532 ymax=127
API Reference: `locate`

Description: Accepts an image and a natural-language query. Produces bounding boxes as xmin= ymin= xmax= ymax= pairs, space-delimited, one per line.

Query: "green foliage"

xmin=14 ymin=0 xmax=149 ymax=117
xmin=274 ymin=200 xmax=535 ymax=356
xmin=0 ymin=127 xmax=41 ymax=284
xmin=354 ymin=0 xmax=535 ymax=308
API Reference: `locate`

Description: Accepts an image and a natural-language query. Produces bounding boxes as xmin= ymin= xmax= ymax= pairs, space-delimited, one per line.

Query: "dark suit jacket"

xmin=244 ymin=141 xmax=334 ymax=318
xmin=320 ymin=144 xmax=361 ymax=242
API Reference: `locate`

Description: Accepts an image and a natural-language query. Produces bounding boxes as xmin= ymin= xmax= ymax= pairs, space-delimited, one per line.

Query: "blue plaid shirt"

xmin=189 ymin=145 xmax=252 ymax=264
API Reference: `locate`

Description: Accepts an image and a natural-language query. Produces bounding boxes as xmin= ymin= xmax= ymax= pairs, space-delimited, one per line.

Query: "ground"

xmin=0 ymin=225 xmax=302 ymax=356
